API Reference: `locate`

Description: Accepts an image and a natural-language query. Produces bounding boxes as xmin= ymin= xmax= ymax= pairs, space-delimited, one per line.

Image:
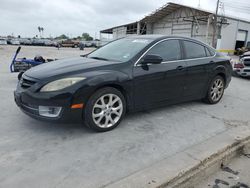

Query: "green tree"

xmin=82 ymin=33 xmax=93 ymax=41
xmin=55 ymin=34 xmax=69 ymax=40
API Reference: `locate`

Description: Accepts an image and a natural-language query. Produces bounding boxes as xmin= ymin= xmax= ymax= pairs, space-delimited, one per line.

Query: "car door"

xmin=181 ymin=40 xmax=213 ymax=98
xmin=133 ymin=39 xmax=187 ymax=110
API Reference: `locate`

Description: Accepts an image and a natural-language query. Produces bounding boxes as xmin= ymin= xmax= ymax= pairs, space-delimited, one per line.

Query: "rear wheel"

xmin=84 ymin=87 xmax=126 ymax=132
xmin=203 ymin=75 xmax=225 ymax=104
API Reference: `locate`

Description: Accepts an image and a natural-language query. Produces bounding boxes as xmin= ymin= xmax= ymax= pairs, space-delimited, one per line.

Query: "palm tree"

xmin=41 ymin=27 xmax=44 ymax=38
xmin=38 ymin=26 xmax=41 ymax=38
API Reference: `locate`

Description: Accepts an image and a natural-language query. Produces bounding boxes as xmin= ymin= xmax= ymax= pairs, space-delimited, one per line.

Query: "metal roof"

xmin=141 ymin=2 xmax=212 ymax=23
xmin=100 ymin=2 xmax=250 ymax=34
xmin=101 ymin=22 xmax=138 ymax=34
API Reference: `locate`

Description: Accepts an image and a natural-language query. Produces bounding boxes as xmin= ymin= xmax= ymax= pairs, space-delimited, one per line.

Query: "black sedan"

xmin=14 ymin=35 xmax=232 ymax=132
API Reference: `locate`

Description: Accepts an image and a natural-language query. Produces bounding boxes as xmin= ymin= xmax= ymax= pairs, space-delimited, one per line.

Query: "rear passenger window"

xmin=146 ymin=40 xmax=181 ymax=61
xmin=208 ymin=48 xmax=216 ymax=56
xmin=205 ymin=47 xmax=212 ymax=57
xmin=183 ymin=41 xmax=206 ymax=59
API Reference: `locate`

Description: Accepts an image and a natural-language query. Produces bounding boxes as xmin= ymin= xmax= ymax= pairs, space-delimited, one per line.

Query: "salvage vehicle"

xmin=19 ymin=38 xmax=32 ymax=45
xmin=14 ymin=35 xmax=232 ymax=132
xmin=234 ymin=51 xmax=250 ymax=77
xmin=58 ymin=39 xmax=79 ymax=48
xmin=10 ymin=39 xmax=20 ymax=45
xmin=0 ymin=38 xmax=7 ymax=45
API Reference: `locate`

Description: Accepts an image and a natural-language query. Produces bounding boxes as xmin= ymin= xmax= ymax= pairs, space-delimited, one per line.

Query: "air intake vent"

xmin=20 ymin=78 xmax=36 ymax=88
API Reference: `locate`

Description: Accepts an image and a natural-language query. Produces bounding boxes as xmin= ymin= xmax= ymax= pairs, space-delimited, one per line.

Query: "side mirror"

xmin=140 ymin=54 xmax=163 ymax=65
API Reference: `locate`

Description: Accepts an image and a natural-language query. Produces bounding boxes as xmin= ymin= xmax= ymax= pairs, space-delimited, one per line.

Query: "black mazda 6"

xmin=14 ymin=35 xmax=232 ymax=132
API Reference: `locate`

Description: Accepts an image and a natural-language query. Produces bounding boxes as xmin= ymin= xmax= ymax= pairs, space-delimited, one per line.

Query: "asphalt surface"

xmin=0 ymin=45 xmax=250 ymax=188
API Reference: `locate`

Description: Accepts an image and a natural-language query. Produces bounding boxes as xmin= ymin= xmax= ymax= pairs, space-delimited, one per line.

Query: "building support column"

xmin=206 ymin=14 xmax=212 ymax=44
xmin=137 ymin=22 xmax=141 ymax=35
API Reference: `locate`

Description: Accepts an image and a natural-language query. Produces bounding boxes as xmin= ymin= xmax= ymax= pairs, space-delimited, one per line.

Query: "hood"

xmin=24 ymin=57 xmax=118 ymax=80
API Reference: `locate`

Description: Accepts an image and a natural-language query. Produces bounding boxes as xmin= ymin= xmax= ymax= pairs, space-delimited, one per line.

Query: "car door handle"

xmin=176 ymin=66 xmax=185 ymax=71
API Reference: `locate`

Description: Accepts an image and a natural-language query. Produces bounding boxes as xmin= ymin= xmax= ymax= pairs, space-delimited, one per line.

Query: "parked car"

xmin=234 ymin=51 xmax=250 ymax=77
xmin=84 ymin=41 xmax=94 ymax=47
xmin=19 ymin=38 xmax=32 ymax=45
xmin=43 ymin=39 xmax=55 ymax=46
xmin=59 ymin=39 xmax=79 ymax=48
xmin=14 ymin=35 xmax=232 ymax=132
xmin=10 ymin=39 xmax=20 ymax=45
xmin=32 ymin=39 xmax=45 ymax=46
xmin=0 ymin=38 xmax=7 ymax=45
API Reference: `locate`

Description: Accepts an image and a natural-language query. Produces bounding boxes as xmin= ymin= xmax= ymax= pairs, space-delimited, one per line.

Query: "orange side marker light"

xmin=71 ymin=103 xmax=84 ymax=109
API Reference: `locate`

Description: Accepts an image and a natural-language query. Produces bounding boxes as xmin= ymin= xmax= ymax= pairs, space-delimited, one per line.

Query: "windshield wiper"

xmin=89 ymin=56 xmax=109 ymax=61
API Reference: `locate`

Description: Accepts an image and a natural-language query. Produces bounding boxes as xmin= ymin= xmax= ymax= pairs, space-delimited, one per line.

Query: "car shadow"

xmin=20 ymin=100 xmax=205 ymax=136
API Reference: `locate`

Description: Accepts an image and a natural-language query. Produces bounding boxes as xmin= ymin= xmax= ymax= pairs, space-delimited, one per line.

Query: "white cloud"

xmin=0 ymin=0 xmax=249 ymax=38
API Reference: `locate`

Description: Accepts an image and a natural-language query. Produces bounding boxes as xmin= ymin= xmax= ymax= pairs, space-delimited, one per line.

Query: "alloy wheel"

xmin=92 ymin=94 xmax=123 ymax=128
xmin=210 ymin=78 xmax=224 ymax=102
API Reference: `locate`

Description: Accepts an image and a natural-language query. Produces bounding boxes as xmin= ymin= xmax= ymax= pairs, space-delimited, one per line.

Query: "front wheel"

xmin=203 ymin=75 xmax=225 ymax=104
xmin=84 ymin=87 xmax=126 ymax=132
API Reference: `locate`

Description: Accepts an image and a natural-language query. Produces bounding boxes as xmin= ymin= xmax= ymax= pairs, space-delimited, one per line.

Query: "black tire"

xmin=84 ymin=87 xmax=126 ymax=132
xmin=203 ymin=75 xmax=225 ymax=104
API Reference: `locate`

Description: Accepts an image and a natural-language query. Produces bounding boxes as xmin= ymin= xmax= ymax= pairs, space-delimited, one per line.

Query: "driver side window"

xmin=146 ymin=40 xmax=181 ymax=62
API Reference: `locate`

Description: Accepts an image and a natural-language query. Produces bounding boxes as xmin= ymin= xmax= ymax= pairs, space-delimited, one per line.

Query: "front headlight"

xmin=40 ymin=77 xmax=86 ymax=92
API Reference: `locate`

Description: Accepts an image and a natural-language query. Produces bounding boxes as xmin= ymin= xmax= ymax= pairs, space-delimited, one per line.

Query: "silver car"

xmin=234 ymin=52 xmax=250 ymax=77
xmin=0 ymin=38 xmax=7 ymax=45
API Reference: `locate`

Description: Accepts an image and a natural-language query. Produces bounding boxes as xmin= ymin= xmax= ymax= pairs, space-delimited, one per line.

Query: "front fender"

xmin=85 ymin=70 xmax=130 ymax=86
xmin=72 ymin=70 xmax=133 ymax=111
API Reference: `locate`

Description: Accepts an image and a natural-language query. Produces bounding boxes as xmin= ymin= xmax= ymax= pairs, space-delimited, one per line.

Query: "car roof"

xmin=125 ymin=35 xmax=213 ymax=49
xmin=126 ymin=34 xmax=204 ymax=42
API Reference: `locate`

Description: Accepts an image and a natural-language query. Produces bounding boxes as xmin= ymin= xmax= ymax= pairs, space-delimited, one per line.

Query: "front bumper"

xmin=14 ymin=82 xmax=83 ymax=123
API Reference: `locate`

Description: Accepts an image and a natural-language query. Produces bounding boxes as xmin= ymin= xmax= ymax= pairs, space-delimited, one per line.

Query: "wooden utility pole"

xmin=212 ymin=0 xmax=220 ymax=48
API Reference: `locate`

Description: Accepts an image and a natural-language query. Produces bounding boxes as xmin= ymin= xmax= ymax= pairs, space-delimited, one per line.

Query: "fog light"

xmin=38 ymin=106 xmax=62 ymax=118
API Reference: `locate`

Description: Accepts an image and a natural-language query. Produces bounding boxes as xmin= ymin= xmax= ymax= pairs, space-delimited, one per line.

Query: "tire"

xmin=203 ymin=75 xmax=225 ymax=104
xmin=84 ymin=87 xmax=126 ymax=132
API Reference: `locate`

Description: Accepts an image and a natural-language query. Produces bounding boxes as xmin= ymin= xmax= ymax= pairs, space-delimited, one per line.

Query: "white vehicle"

xmin=234 ymin=52 xmax=250 ymax=77
xmin=10 ymin=39 xmax=20 ymax=45
xmin=0 ymin=38 xmax=7 ymax=45
xmin=19 ymin=38 xmax=32 ymax=45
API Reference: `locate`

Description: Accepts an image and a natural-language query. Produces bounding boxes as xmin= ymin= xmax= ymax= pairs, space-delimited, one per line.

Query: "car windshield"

xmin=88 ymin=38 xmax=153 ymax=62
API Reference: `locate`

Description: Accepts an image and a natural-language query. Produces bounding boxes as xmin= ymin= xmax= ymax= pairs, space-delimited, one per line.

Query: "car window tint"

xmin=208 ymin=48 xmax=216 ymax=56
xmin=205 ymin=47 xmax=212 ymax=57
xmin=146 ymin=40 xmax=181 ymax=61
xmin=183 ymin=41 xmax=206 ymax=59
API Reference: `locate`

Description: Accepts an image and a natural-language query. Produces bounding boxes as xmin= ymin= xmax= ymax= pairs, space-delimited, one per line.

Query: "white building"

xmin=100 ymin=2 xmax=250 ymax=52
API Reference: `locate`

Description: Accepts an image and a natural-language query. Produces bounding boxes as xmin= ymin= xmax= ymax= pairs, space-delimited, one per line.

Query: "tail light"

xmin=234 ymin=63 xmax=244 ymax=69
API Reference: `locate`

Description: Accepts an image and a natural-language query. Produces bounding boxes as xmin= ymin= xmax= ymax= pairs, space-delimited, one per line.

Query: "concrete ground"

xmin=198 ymin=155 xmax=250 ymax=188
xmin=0 ymin=45 xmax=250 ymax=188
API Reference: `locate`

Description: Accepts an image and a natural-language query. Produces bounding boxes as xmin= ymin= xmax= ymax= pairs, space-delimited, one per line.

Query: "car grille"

xmin=20 ymin=78 xmax=36 ymax=88
xmin=244 ymin=59 xmax=250 ymax=66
